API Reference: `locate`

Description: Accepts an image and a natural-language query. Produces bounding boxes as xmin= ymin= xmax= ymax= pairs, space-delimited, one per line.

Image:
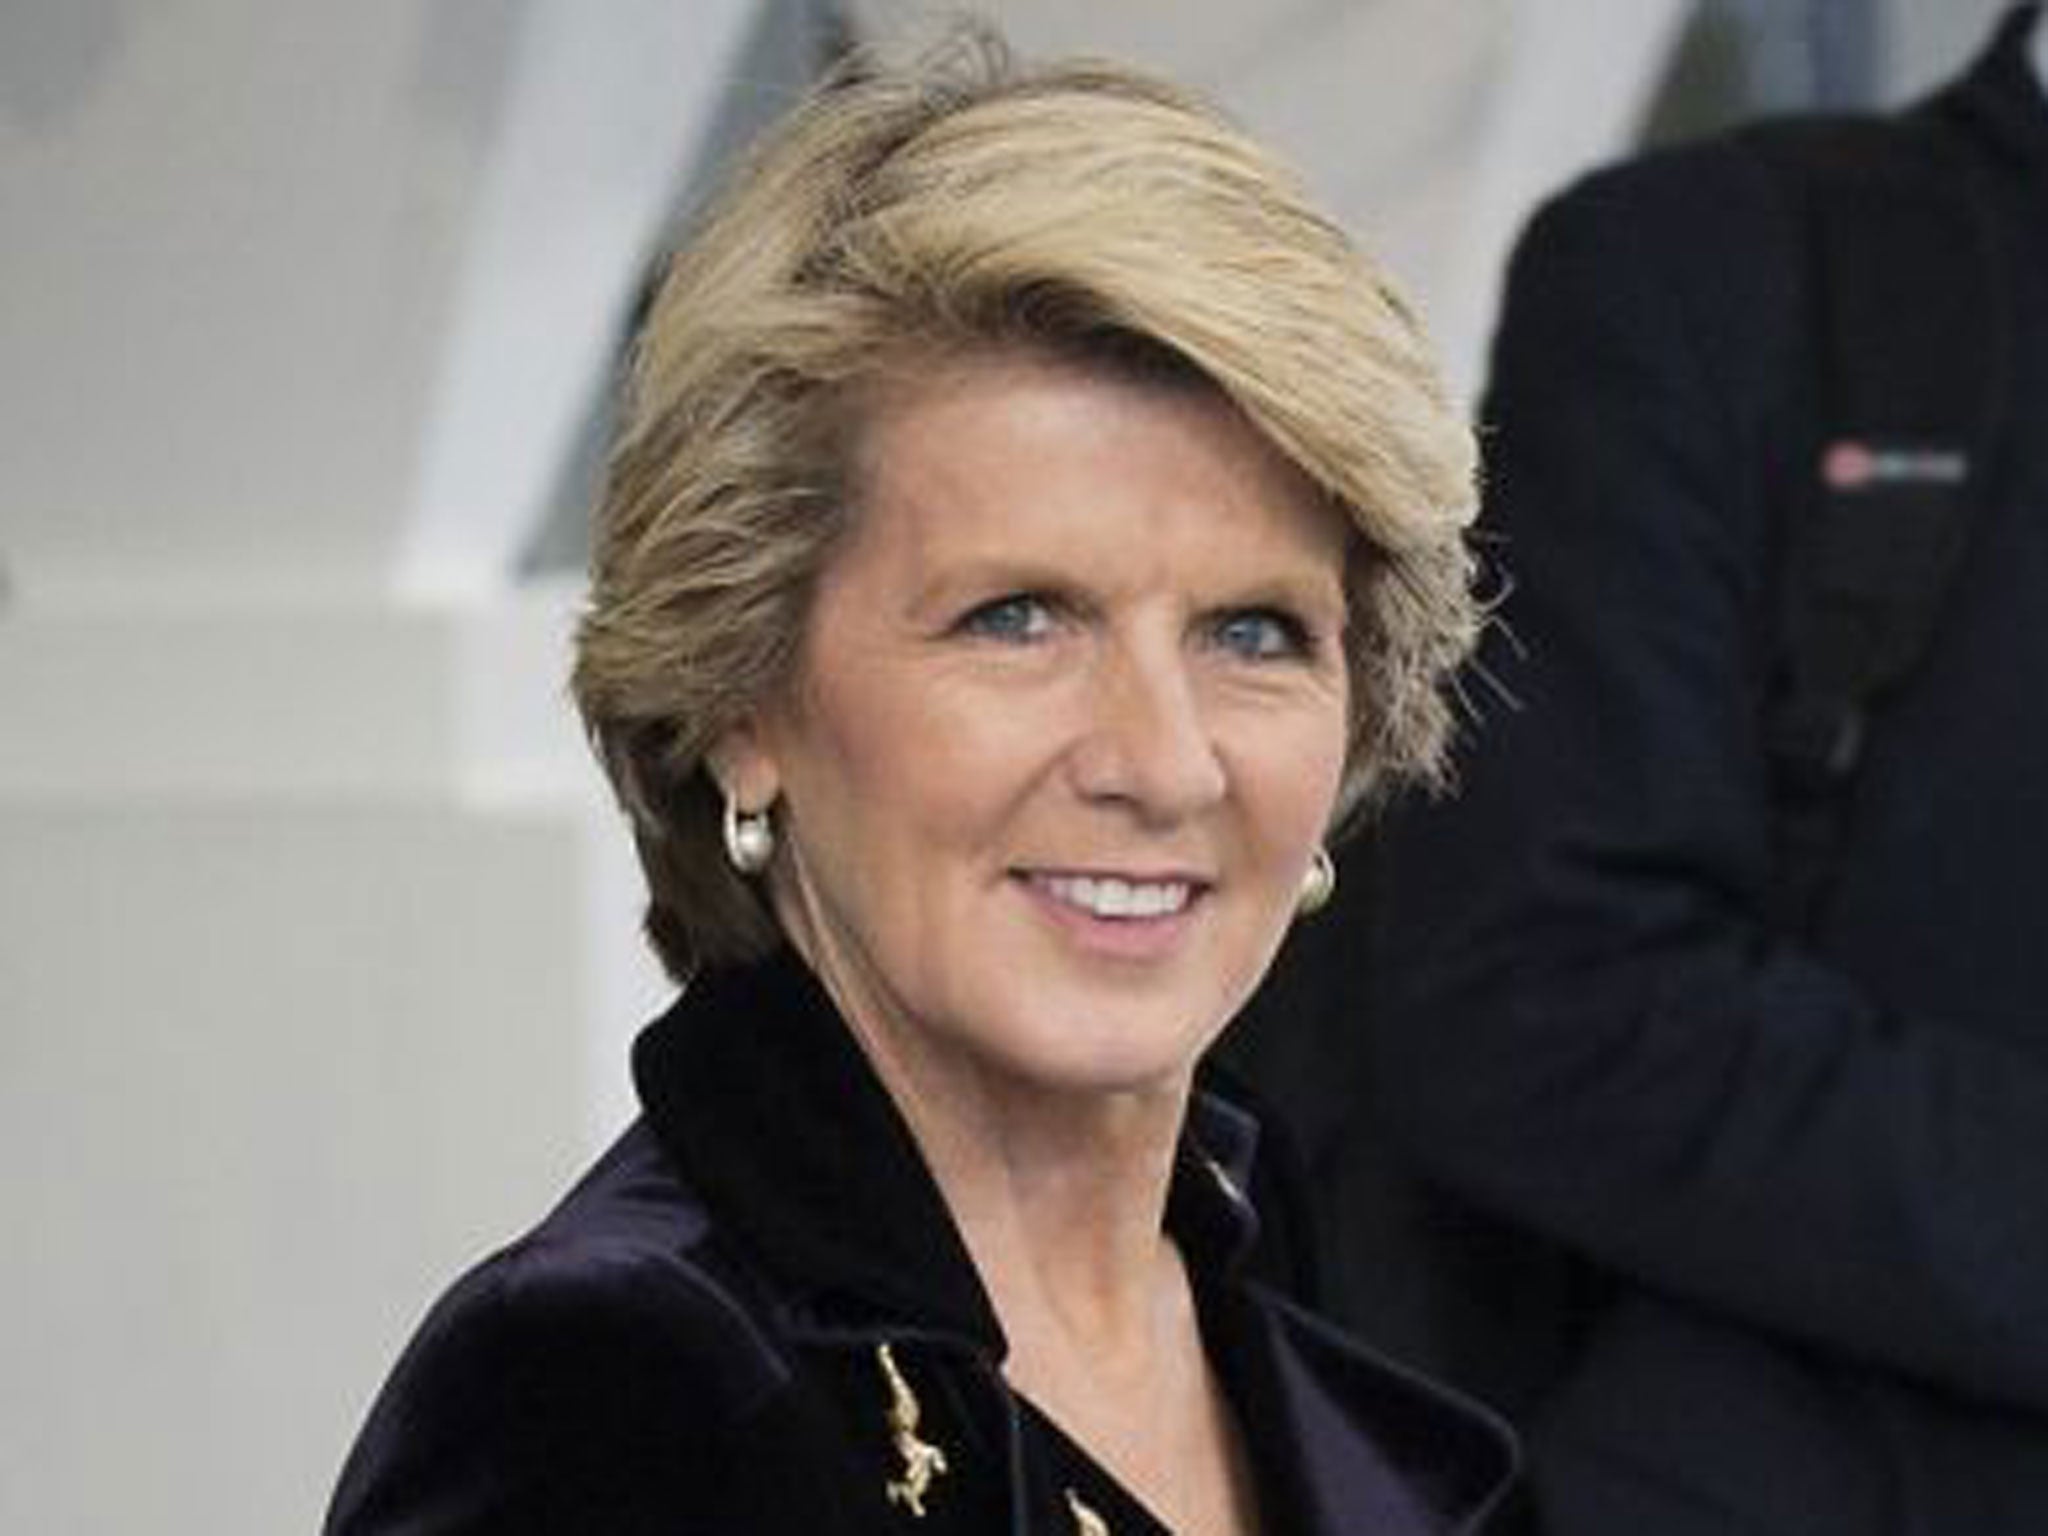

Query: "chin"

xmin=976 ymin=994 xmax=1235 ymax=1101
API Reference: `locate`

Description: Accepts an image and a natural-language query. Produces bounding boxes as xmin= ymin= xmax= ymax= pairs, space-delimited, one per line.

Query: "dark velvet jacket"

xmin=325 ymin=948 xmax=1515 ymax=1535
xmin=1368 ymin=8 xmax=2048 ymax=1535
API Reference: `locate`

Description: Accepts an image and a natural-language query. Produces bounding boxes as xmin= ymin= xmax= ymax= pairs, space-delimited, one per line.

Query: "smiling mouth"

xmin=1029 ymin=872 xmax=1199 ymax=920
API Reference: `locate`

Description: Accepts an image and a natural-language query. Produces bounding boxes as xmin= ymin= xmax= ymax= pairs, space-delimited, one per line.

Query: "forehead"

xmin=837 ymin=347 xmax=1345 ymax=575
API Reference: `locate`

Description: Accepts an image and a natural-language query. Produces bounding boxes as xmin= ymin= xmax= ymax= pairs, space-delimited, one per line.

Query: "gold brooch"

xmin=876 ymin=1343 xmax=949 ymax=1518
xmin=1065 ymin=1486 xmax=1110 ymax=1535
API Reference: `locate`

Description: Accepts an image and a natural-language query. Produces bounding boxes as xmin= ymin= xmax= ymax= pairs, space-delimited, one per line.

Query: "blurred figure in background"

xmin=1371 ymin=5 xmax=2048 ymax=1534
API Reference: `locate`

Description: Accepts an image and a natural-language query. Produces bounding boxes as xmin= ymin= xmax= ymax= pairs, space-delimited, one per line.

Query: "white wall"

xmin=0 ymin=3 xmax=739 ymax=1531
xmin=1881 ymin=0 xmax=2013 ymax=101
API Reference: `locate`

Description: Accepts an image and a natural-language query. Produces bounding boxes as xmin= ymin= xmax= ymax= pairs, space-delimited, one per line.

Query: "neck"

xmin=774 ymin=872 xmax=1194 ymax=1351
xmin=954 ymin=1094 xmax=1186 ymax=1340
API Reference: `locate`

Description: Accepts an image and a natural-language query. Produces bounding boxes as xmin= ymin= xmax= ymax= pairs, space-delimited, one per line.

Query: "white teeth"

xmin=1043 ymin=875 xmax=1192 ymax=919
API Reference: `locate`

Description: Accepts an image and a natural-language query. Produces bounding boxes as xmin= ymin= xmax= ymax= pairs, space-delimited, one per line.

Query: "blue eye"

xmin=1212 ymin=608 xmax=1310 ymax=660
xmin=958 ymin=593 xmax=1055 ymax=642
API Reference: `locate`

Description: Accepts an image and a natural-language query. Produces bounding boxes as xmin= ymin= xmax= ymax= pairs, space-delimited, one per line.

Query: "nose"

xmin=1066 ymin=638 xmax=1227 ymax=822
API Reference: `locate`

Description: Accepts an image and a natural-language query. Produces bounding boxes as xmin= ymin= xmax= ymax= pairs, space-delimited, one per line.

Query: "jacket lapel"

xmin=1223 ymin=1287 xmax=1518 ymax=1536
xmin=633 ymin=947 xmax=1004 ymax=1348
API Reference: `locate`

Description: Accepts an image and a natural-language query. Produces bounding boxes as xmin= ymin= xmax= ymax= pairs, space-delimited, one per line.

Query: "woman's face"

xmin=720 ymin=350 xmax=1349 ymax=1105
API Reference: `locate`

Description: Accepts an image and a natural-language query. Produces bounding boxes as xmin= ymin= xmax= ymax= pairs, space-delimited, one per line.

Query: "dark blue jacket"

xmin=325 ymin=948 xmax=1514 ymax=1534
xmin=1371 ymin=7 xmax=2048 ymax=1533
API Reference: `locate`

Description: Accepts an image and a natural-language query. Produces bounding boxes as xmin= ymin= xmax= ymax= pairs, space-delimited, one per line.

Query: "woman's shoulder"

xmin=450 ymin=1119 xmax=787 ymax=1399
xmin=324 ymin=1121 xmax=789 ymax=1534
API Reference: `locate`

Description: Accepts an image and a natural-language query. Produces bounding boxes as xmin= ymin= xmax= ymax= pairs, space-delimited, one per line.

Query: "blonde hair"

xmin=573 ymin=32 xmax=1479 ymax=978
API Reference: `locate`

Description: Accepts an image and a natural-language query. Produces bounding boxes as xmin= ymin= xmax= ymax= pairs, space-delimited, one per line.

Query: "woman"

xmin=326 ymin=33 xmax=1512 ymax=1536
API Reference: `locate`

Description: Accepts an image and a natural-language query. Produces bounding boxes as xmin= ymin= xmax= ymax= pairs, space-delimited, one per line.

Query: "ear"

xmin=704 ymin=716 xmax=782 ymax=813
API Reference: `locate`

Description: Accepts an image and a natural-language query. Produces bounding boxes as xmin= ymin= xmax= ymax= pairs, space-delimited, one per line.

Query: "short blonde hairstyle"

xmin=574 ymin=33 xmax=1479 ymax=979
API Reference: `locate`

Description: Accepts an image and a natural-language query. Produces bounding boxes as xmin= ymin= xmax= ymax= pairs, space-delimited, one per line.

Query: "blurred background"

xmin=0 ymin=1 xmax=2010 ymax=1530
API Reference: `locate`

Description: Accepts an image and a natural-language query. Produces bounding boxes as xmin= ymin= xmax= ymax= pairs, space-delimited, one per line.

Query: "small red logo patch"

xmin=1821 ymin=440 xmax=1874 ymax=489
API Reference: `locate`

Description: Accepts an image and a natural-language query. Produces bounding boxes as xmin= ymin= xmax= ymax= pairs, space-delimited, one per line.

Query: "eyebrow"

xmin=908 ymin=554 xmax=1346 ymax=625
xmin=905 ymin=557 xmax=1072 ymax=621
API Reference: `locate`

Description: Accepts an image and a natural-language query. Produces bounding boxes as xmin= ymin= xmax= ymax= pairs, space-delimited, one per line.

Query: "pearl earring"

xmin=722 ymin=792 xmax=775 ymax=875
xmin=1297 ymin=846 xmax=1336 ymax=915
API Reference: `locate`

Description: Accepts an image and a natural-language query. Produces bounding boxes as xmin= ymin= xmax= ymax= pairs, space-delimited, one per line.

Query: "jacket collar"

xmin=631 ymin=944 xmax=1264 ymax=1356
xmin=631 ymin=946 xmax=1518 ymax=1533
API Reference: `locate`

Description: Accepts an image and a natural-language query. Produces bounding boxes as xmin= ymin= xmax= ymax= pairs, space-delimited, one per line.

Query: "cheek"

xmin=1245 ymin=709 xmax=1350 ymax=849
xmin=788 ymin=676 xmax=1034 ymax=866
